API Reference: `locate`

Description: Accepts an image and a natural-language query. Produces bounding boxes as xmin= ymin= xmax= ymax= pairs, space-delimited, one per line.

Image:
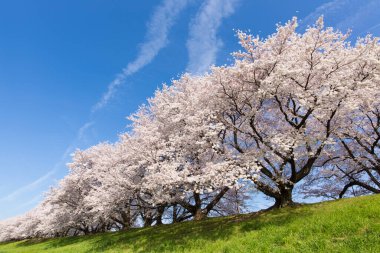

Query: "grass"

xmin=0 ymin=194 xmax=379 ymax=253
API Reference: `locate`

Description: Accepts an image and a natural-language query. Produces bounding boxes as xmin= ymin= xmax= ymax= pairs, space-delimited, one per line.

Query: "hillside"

xmin=0 ymin=194 xmax=379 ymax=253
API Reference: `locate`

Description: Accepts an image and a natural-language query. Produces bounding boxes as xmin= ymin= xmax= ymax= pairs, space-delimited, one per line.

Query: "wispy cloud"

xmin=77 ymin=121 xmax=94 ymax=141
xmin=0 ymin=169 xmax=55 ymax=203
xmin=0 ymin=121 xmax=94 ymax=205
xmin=18 ymin=193 xmax=44 ymax=209
xmin=92 ymin=0 xmax=191 ymax=112
xmin=300 ymin=0 xmax=380 ymax=37
xmin=364 ymin=23 xmax=380 ymax=35
xmin=300 ymin=0 xmax=349 ymax=28
xmin=186 ymin=0 xmax=239 ymax=75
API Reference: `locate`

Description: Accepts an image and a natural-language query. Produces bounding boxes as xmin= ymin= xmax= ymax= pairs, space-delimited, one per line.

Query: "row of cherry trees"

xmin=1 ymin=17 xmax=379 ymax=242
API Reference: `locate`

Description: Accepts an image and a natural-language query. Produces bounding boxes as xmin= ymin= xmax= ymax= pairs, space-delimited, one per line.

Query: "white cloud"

xmin=77 ymin=121 xmax=94 ymax=141
xmin=0 ymin=169 xmax=55 ymax=203
xmin=300 ymin=0 xmax=380 ymax=37
xmin=365 ymin=23 xmax=380 ymax=35
xmin=186 ymin=0 xmax=239 ymax=75
xmin=0 ymin=139 xmax=77 ymax=204
xmin=92 ymin=0 xmax=191 ymax=112
xmin=0 ymin=121 xmax=94 ymax=205
xmin=18 ymin=194 xmax=43 ymax=209
xmin=300 ymin=0 xmax=348 ymax=27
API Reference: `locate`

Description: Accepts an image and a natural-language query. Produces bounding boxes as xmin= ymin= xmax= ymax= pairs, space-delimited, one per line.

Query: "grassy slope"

xmin=0 ymin=195 xmax=379 ymax=253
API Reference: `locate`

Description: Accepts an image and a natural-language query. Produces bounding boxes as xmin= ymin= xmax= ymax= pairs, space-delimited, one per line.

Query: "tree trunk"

xmin=143 ymin=216 xmax=153 ymax=227
xmin=193 ymin=208 xmax=206 ymax=221
xmin=192 ymin=192 xmax=207 ymax=221
xmin=121 ymin=204 xmax=132 ymax=229
xmin=155 ymin=206 xmax=165 ymax=225
xmin=272 ymin=185 xmax=294 ymax=208
xmin=172 ymin=204 xmax=178 ymax=223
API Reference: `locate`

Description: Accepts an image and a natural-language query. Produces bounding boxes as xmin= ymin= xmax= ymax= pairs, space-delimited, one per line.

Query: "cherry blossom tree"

xmin=130 ymin=75 xmax=254 ymax=220
xmin=210 ymin=17 xmax=380 ymax=207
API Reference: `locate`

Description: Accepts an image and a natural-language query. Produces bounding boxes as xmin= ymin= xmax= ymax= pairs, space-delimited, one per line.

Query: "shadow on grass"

xmin=17 ymin=238 xmax=50 ymax=246
xmin=15 ymin=234 xmax=93 ymax=251
xmin=10 ymin=204 xmax=314 ymax=253
xmin=4 ymin=196 xmax=380 ymax=253
xmin=238 ymin=205 xmax=313 ymax=233
xmin=0 ymin=240 xmax=20 ymax=246
xmin=43 ymin=235 xmax=93 ymax=249
xmin=88 ymin=205 xmax=313 ymax=253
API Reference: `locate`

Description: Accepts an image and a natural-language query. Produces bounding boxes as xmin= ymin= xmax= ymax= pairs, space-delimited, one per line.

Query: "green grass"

xmin=1 ymin=194 xmax=379 ymax=253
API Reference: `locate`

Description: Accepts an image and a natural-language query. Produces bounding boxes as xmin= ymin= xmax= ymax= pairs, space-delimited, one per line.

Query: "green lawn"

xmin=1 ymin=194 xmax=379 ymax=253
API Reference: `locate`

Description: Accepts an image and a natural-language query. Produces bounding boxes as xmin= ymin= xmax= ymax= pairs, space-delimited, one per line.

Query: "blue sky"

xmin=1 ymin=0 xmax=380 ymax=220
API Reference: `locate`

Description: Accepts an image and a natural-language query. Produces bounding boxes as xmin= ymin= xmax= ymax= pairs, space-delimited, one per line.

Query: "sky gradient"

xmin=1 ymin=0 xmax=380 ymax=220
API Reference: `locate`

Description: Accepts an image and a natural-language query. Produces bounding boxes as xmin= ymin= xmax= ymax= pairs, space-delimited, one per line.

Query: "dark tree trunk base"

xmin=193 ymin=209 xmax=207 ymax=221
xmin=267 ymin=200 xmax=300 ymax=210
